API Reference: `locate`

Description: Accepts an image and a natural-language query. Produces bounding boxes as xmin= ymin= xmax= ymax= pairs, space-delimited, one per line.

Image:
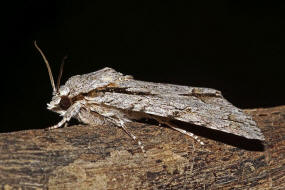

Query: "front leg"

xmin=48 ymin=101 xmax=84 ymax=130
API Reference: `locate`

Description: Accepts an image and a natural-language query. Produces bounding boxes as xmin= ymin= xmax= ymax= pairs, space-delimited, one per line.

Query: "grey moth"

xmin=35 ymin=41 xmax=264 ymax=153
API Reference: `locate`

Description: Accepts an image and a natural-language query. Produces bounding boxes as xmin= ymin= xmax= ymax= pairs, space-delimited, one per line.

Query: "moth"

xmin=35 ymin=41 xmax=264 ymax=153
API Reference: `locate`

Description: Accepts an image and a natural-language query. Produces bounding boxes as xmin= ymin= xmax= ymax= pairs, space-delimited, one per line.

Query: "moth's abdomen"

xmin=76 ymin=108 xmax=108 ymax=126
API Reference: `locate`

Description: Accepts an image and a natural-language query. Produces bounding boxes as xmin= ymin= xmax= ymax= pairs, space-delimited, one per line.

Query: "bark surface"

xmin=0 ymin=106 xmax=284 ymax=190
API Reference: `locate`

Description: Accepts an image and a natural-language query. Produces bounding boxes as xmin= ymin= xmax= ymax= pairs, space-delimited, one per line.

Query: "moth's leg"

xmin=63 ymin=122 xmax=68 ymax=128
xmin=107 ymin=117 xmax=146 ymax=154
xmin=118 ymin=119 xmax=146 ymax=154
xmin=48 ymin=101 xmax=83 ymax=130
xmin=168 ymin=125 xmax=204 ymax=145
xmin=154 ymin=117 xmax=204 ymax=145
xmin=89 ymin=104 xmax=146 ymax=153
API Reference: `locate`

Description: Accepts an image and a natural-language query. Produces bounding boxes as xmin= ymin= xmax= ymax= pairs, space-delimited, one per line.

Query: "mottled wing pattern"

xmin=62 ymin=68 xmax=264 ymax=140
xmin=90 ymin=78 xmax=264 ymax=140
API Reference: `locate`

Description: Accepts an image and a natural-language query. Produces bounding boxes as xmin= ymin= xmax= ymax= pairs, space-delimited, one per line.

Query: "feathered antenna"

xmin=34 ymin=41 xmax=56 ymax=93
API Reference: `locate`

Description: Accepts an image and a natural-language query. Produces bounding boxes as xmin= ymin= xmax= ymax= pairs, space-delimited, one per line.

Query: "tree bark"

xmin=0 ymin=106 xmax=284 ymax=190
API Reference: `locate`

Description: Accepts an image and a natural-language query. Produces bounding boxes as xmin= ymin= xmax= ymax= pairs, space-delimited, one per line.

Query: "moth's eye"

xmin=59 ymin=96 xmax=72 ymax=110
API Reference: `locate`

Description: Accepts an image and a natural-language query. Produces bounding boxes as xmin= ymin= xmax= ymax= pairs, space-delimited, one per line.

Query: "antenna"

xmin=34 ymin=41 xmax=56 ymax=93
xmin=56 ymin=56 xmax=67 ymax=92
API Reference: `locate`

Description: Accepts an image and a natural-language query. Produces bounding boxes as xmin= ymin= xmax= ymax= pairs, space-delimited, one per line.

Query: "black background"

xmin=2 ymin=1 xmax=285 ymax=132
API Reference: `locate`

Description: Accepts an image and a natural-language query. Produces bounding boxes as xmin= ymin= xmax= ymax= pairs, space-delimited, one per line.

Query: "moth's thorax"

xmin=62 ymin=67 xmax=133 ymax=97
xmin=46 ymin=68 xmax=127 ymax=113
xmin=47 ymin=67 xmax=134 ymax=114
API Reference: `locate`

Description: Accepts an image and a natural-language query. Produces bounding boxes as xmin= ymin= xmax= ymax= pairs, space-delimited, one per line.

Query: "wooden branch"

xmin=1 ymin=106 xmax=284 ymax=189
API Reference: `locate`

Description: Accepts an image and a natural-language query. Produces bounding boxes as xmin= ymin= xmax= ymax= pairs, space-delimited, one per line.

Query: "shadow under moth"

xmin=35 ymin=41 xmax=264 ymax=153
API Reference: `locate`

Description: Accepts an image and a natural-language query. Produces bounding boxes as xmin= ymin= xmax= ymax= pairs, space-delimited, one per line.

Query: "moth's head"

xmin=34 ymin=41 xmax=72 ymax=114
xmin=47 ymin=86 xmax=72 ymax=114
